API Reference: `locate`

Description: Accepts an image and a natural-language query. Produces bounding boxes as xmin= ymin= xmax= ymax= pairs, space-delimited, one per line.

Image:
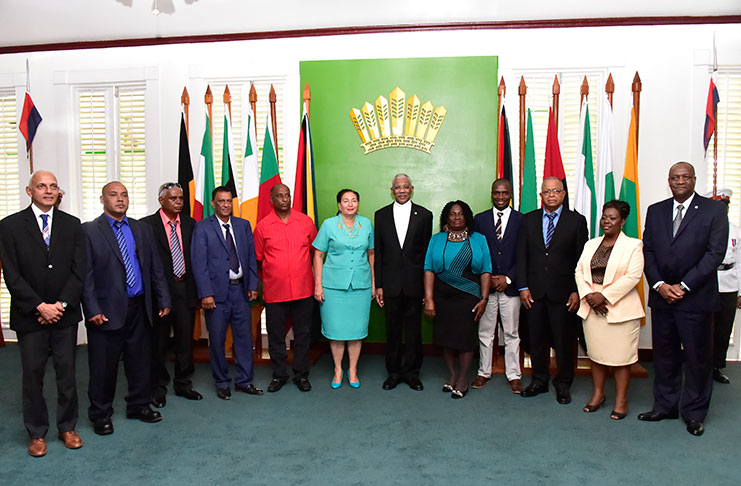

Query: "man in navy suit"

xmin=472 ymin=179 xmax=523 ymax=393
xmin=82 ymin=181 xmax=171 ymax=436
xmin=191 ymin=186 xmax=262 ymax=400
xmin=639 ymin=162 xmax=728 ymax=436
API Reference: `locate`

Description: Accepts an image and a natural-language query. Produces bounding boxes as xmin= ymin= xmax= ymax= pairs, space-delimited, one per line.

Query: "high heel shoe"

xmin=348 ymin=371 xmax=360 ymax=389
xmin=330 ymin=371 xmax=343 ymax=389
xmin=610 ymin=409 xmax=627 ymax=420
xmin=583 ymin=397 xmax=606 ymax=413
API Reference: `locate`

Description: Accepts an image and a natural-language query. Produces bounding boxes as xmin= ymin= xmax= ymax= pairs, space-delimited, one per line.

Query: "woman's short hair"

xmin=439 ymin=200 xmax=475 ymax=232
xmin=336 ymin=188 xmax=360 ymax=203
xmin=602 ymin=200 xmax=630 ymax=220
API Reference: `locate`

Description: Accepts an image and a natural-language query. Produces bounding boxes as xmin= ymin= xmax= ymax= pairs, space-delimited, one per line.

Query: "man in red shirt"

xmin=254 ymin=183 xmax=318 ymax=392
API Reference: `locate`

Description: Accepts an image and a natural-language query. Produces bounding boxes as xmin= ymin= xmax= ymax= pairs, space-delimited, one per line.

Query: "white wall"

xmin=1 ymin=22 xmax=740 ymax=348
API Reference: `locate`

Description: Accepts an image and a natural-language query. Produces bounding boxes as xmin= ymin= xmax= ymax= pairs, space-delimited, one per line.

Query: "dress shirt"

xmin=718 ymin=222 xmax=741 ymax=293
xmin=105 ymin=214 xmax=144 ymax=298
xmin=393 ymin=200 xmax=412 ymax=248
xmin=218 ymin=216 xmax=243 ymax=280
xmin=542 ymin=205 xmax=563 ymax=243
xmin=159 ymin=209 xmax=183 ymax=255
xmin=254 ymin=209 xmax=318 ymax=303
xmin=491 ymin=206 xmax=512 ymax=236
xmin=31 ymin=204 xmax=53 ymax=234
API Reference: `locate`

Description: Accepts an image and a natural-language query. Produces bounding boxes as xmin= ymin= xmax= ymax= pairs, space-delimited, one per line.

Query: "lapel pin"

xmin=414 ymin=211 xmax=418 ymax=215
xmin=694 ymin=205 xmax=698 ymax=209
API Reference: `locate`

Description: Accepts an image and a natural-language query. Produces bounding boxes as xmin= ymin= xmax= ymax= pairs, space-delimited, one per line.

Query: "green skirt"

xmin=320 ymin=286 xmax=371 ymax=340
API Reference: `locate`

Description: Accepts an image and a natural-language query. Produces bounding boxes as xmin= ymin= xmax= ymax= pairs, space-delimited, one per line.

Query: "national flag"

xmin=543 ymin=107 xmax=568 ymax=208
xmin=177 ymin=106 xmax=195 ymax=218
xmin=257 ymin=111 xmax=282 ymax=223
xmin=19 ymin=92 xmax=42 ymax=151
xmin=703 ymin=77 xmax=720 ymax=153
xmin=239 ymin=101 xmax=259 ymax=228
xmin=292 ymin=101 xmax=318 ymax=226
xmin=619 ymin=107 xmax=640 ymax=239
xmin=221 ymin=108 xmax=240 ymax=216
xmin=519 ymin=108 xmax=538 ymax=213
xmin=193 ymin=112 xmax=215 ymax=221
xmin=596 ymin=93 xmax=616 ymax=222
xmin=497 ymin=104 xmax=513 ymax=183
xmin=574 ymin=99 xmax=597 ymax=236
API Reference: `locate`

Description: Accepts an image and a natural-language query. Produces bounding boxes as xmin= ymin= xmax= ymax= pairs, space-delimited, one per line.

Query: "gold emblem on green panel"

xmin=349 ymin=87 xmax=447 ymax=154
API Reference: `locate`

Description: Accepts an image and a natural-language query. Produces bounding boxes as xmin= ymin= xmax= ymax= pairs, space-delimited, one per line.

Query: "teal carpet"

xmin=0 ymin=344 xmax=739 ymax=485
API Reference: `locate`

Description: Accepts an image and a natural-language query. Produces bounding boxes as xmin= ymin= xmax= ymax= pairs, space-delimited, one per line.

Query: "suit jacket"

xmin=81 ymin=214 xmax=171 ymax=331
xmin=191 ymin=214 xmax=258 ymax=302
xmin=516 ymin=207 xmax=588 ymax=302
xmin=0 ymin=206 xmax=86 ymax=333
xmin=575 ymin=232 xmax=646 ymax=323
xmin=643 ymin=193 xmax=728 ymax=312
xmin=141 ymin=210 xmax=198 ymax=309
xmin=474 ymin=208 xmax=523 ymax=297
xmin=374 ymin=202 xmax=433 ymax=298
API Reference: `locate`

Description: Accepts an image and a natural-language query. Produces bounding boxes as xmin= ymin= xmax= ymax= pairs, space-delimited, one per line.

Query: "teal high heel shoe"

xmin=348 ymin=371 xmax=360 ymax=389
xmin=330 ymin=371 xmax=343 ymax=389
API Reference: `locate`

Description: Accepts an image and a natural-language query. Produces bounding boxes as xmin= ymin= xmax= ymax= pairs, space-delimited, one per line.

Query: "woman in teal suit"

xmin=313 ymin=189 xmax=375 ymax=389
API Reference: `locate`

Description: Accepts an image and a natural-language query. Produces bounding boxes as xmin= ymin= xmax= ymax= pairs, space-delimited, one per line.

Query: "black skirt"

xmin=432 ymin=277 xmax=479 ymax=351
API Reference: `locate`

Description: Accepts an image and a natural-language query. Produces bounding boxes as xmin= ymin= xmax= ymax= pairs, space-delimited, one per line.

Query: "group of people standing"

xmin=0 ymin=161 xmax=735 ymax=457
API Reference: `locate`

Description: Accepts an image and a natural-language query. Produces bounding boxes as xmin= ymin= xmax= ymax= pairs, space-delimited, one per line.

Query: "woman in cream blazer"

xmin=575 ymin=200 xmax=645 ymax=420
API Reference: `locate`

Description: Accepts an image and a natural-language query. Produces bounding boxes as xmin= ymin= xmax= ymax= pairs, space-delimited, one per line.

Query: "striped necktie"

xmin=40 ymin=214 xmax=50 ymax=247
xmin=223 ymin=223 xmax=240 ymax=273
xmin=113 ymin=221 xmax=137 ymax=288
xmin=672 ymin=204 xmax=684 ymax=237
xmin=169 ymin=221 xmax=185 ymax=278
xmin=545 ymin=212 xmax=557 ymax=248
xmin=495 ymin=212 xmax=503 ymax=240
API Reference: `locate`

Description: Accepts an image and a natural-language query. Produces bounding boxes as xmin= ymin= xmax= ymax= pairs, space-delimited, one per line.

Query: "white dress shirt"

xmin=393 ymin=200 xmax=412 ymax=248
xmin=31 ymin=204 xmax=54 ymax=235
xmin=218 ymin=216 xmax=244 ymax=279
xmin=491 ymin=206 xmax=512 ymax=237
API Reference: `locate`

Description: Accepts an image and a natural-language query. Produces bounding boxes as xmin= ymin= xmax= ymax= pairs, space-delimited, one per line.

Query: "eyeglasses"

xmin=541 ymin=189 xmax=563 ymax=195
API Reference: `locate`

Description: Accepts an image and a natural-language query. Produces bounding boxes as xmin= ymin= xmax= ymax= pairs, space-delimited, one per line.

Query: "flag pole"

xmin=269 ymin=84 xmax=279 ymax=165
xmin=223 ymin=85 xmax=232 ymax=120
xmin=552 ymin=75 xmax=561 ymax=127
xmin=249 ymin=83 xmax=258 ymax=134
xmin=205 ymin=85 xmax=213 ymax=144
xmin=303 ymin=82 xmax=311 ymax=120
xmin=181 ymin=87 xmax=190 ymax=139
xmin=26 ymin=59 xmax=33 ymax=174
xmin=712 ymin=33 xmax=719 ymax=196
xmin=580 ymin=76 xmax=589 ymax=112
xmin=605 ymin=73 xmax=614 ymax=109
xmin=631 ymin=72 xmax=642 ymax=153
xmin=519 ymin=76 xmax=527 ymax=204
xmin=498 ymin=77 xmax=506 ymax=180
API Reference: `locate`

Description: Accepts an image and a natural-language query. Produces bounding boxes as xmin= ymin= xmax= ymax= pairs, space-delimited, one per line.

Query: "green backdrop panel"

xmin=300 ymin=56 xmax=498 ymax=342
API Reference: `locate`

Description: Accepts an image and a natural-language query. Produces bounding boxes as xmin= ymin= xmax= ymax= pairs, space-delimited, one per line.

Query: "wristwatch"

xmin=505 ymin=276 xmax=512 ymax=285
xmin=60 ymin=301 xmax=68 ymax=309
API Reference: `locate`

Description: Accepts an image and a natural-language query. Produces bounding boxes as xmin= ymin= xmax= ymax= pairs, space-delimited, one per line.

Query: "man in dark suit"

xmin=191 ymin=186 xmax=262 ymax=400
xmin=472 ymin=178 xmax=523 ymax=393
xmin=141 ymin=182 xmax=202 ymax=408
xmin=374 ymin=174 xmax=432 ymax=391
xmin=516 ymin=177 xmax=588 ymax=404
xmin=82 ymin=181 xmax=171 ymax=436
xmin=639 ymin=162 xmax=728 ymax=436
xmin=0 ymin=170 xmax=85 ymax=457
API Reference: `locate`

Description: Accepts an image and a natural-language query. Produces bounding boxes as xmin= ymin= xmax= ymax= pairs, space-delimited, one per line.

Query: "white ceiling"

xmin=2 ymin=0 xmax=740 ymax=48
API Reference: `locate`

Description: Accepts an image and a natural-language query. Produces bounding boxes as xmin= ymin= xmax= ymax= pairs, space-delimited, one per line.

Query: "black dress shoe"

xmin=150 ymin=394 xmax=166 ymax=408
xmin=637 ymin=410 xmax=679 ymax=422
xmin=92 ymin=418 xmax=114 ymax=436
xmin=268 ymin=378 xmax=287 ymax=393
xmin=520 ymin=383 xmax=548 ymax=398
xmin=295 ymin=378 xmax=312 ymax=392
xmin=175 ymin=387 xmax=203 ymax=401
xmin=216 ymin=387 xmax=231 ymax=400
xmin=382 ymin=375 xmax=402 ymax=390
xmin=686 ymin=420 xmax=705 ymax=436
xmin=406 ymin=377 xmax=424 ymax=391
xmin=126 ymin=407 xmax=162 ymax=423
xmin=235 ymin=384 xmax=264 ymax=396
xmin=713 ymin=368 xmax=730 ymax=384
xmin=556 ymin=389 xmax=571 ymax=405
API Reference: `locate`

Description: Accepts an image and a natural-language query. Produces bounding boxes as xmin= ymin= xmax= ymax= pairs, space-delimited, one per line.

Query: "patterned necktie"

xmin=223 ymin=223 xmax=240 ymax=273
xmin=169 ymin=221 xmax=185 ymax=278
xmin=545 ymin=212 xmax=557 ymax=248
xmin=40 ymin=214 xmax=50 ymax=247
xmin=113 ymin=221 xmax=137 ymax=288
xmin=672 ymin=204 xmax=684 ymax=237
xmin=495 ymin=212 xmax=503 ymax=240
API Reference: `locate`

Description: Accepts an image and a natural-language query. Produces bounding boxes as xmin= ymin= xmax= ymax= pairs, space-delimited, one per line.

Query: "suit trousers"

xmin=87 ymin=296 xmax=151 ymax=421
xmin=712 ymin=292 xmax=737 ymax=369
xmin=527 ymin=298 xmax=577 ymax=390
xmin=204 ymin=283 xmax=254 ymax=388
xmin=477 ymin=292 xmax=522 ymax=381
xmin=17 ymin=325 xmax=78 ymax=439
xmin=265 ymin=297 xmax=313 ymax=381
xmin=151 ymin=279 xmax=195 ymax=395
xmin=651 ymin=308 xmax=713 ymax=422
xmin=384 ymin=292 xmax=423 ymax=379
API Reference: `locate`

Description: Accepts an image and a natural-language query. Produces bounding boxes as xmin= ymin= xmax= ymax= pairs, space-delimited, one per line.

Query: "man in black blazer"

xmin=82 ymin=181 xmax=171 ymax=435
xmin=516 ymin=177 xmax=588 ymax=404
xmin=141 ymin=182 xmax=202 ymax=408
xmin=472 ymin=179 xmax=523 ymax=393
xmin=639 ymin=162 xmax=728 ymax=436
xmin=0 ymin=171 xmax=86 ymax=457
xmin=374 ymin=174 xmax=432 ymax=391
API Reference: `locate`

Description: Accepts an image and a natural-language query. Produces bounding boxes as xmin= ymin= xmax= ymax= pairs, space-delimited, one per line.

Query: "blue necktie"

xmin=223 ymin=223 xmax=240 ymax=274
xmin=113 ymin=221 xmax=137 ymax=288
xmin=40 ymin=214 xmax=50 ymax=247
xmin=545 ymin=213 xmax=557 ymax=248
xmin=169 ymin=221 xmax=185 ymax=278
